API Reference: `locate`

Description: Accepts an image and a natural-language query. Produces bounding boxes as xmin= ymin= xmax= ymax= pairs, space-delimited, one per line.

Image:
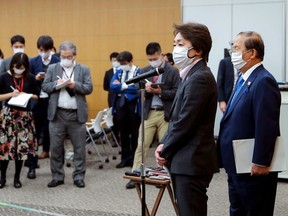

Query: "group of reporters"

xmin=0 ymin=21 xmax=281 ymax=216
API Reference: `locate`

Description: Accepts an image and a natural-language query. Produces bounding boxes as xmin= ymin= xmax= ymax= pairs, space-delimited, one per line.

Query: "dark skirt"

xmin=0 ymin=106 xmax=37 ymax=160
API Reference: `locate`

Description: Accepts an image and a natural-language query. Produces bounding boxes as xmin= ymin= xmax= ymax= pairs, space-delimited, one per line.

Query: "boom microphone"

xmin=125 ymin=68 xmax=165 ymax=85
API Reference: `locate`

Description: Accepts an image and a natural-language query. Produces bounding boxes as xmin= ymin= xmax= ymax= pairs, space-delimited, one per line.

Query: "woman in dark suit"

xmin=155 ymin=22 xmax=219 ymax=216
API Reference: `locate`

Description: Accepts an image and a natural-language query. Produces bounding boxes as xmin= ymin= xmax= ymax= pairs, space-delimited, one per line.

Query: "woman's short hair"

xmin=173 ymin=22 xmax=212 ymax=62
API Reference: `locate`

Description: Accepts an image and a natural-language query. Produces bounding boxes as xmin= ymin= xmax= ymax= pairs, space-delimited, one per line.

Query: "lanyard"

xmin=62 ymin=67 xmax=75 ymax=79
xmin=13 ymin=76 xmax=24 ymax=92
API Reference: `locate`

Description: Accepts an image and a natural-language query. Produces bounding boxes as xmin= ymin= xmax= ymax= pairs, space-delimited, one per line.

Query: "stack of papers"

xmin=8 ymin=93 xmax=33 ymax=108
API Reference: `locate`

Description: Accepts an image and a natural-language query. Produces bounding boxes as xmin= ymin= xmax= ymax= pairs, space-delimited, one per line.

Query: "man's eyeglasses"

xmin=60 ymin=56 xmax=74 ymax=60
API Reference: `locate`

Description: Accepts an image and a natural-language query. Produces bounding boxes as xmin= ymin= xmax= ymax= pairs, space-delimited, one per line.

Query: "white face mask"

xmin=149 ymin=58 xmax=162 ymax=68
xmin=14 ymin=68 xmax=25 ymax=74
xmin=231 ymin=51 xmax=249 ymax=70
xmin=13 ymin=48 xmax=24 ymax=54
xmin=119 ymin=64 xmax=131 ymax=72
xmin=112 ymin=61 xmax=120 ymax=69
xmin=61 ymin=58 xmax=74 ymax=68
xmin=39 ymin=51 xmax=51 ymax=60
xmin=172 ymin=46 xmax=195 ymax=68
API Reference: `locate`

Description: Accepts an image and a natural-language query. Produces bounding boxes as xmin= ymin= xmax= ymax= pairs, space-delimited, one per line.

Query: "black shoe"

xmin=74 ymin=179 xmax=85 ymax=188
xmin=27 ymin=168 xmax=36 ymax=179
xmin=126 ymin=180 xmax=136 ymax=189
xmin=116 ymin=160 xmax=132 ymax=168
xmin=0 ymin=179 xmax=6 ymax=189
xmin=47 ymin=180 xmax=64 ymax=187
xmin=14 ymin=179 xmax=22 ymax=189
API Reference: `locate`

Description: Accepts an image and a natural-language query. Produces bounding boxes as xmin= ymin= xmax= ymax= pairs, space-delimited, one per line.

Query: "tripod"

xmin=139 ymin=81 xmax=146 ymax=216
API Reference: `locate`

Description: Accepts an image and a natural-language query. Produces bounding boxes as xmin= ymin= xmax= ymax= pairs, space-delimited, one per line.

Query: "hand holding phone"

xmin=151 ymin=82 xmax=164 ymax=88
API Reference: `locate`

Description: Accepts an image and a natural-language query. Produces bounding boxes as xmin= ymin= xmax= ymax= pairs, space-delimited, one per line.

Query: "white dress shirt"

xmin=57 ymin=62 xmax=77 ymax=109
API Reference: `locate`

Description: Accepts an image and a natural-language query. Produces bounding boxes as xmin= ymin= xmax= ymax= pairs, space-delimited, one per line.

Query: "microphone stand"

xmin=139 ymin=80 xmax=146 ymax=216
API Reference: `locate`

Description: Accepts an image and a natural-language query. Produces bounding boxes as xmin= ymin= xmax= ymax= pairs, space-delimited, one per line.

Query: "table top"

xmin=123 ymin=175 xmax=171 ymax=186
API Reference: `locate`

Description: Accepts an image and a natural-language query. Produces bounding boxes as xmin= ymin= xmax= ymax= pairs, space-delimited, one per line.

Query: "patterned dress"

xmin=0 ymin=72 xmax=39 ymax=160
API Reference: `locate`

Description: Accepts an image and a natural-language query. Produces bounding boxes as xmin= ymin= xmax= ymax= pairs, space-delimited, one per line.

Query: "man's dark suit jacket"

xmin=217 ymin=56 xmax=235 ymax=103
xmin=140 ymin=63 xmax=180 ymax=121
xmin=29 ymin=55 xmax=60 ymax=75
xmin=218 ymin=64 xmax=281 ymax=174
xmin=0 ymin=57 xmax=12 ymax=73
xmin=103 ymin=68 xmax=115 ymax=107
xmin=160 ymin=60 xmax=219 ymax=176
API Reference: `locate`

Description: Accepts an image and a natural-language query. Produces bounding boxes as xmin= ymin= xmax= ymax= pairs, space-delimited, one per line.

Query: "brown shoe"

xmin=38 ymin=151 xmax=49 ymax=159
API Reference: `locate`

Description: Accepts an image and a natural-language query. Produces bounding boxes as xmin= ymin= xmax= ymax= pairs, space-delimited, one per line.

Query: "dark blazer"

xmin=29 ymin=55 xmax=60 ymax=75
xmin=218 ymin=64 xmax=281 ymax=174
xmin=0 ymin=57 xmax=12 ymax=73
xmin=160 ymin=60 xmax=219 ymax=176
xmin=103 ymin=68 xmax=116 ymax=107
xmin=42 ymin=63 xmax=93 ymax=123
xmin=216 ymin=56 xmax=235 ymax=103
xmin=141 ymin=63 xmax=180 ymax=121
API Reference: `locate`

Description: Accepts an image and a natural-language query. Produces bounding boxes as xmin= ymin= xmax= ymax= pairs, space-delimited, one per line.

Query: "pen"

xmin=10 ymin=85 xmax=16 ymax=91
xmin=145 ymin=79 xmax=149 ymax=83
xmin=57 ymin=76 xmax=62 ymax=79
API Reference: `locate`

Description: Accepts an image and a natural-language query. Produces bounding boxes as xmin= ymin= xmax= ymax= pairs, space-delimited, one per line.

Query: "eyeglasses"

xmin=60 ymin=55 xmax=74 ymax=60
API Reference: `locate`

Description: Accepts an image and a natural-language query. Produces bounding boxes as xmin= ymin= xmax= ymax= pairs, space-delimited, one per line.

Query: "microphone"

xmin=125 ymin=68 xmax=165 ymax=84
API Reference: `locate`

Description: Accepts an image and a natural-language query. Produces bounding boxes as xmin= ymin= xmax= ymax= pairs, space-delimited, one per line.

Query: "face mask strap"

xmin=187 ymin=47 xmax=196 ymax=59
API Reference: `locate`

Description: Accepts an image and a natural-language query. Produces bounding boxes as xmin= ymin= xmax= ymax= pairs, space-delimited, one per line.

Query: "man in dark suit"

xmin=42 ymin=41 xmax=93 ymax=188
xmin=110 ymin=51 xmax=141 ymax=169
xmin=155 ymin=23 xmax=219 ymax=216
xmin=218 ymin=31 xmax=281 ymax=216
xmin=25 ymin=35 xmax=60 ymax=179
xmin=126 ymin=42 xmax=180 ymax=189
xmin=217 ymin=51 xmax=237 ymax=112
xmin=103 ymin=52 xmax=120 ymax=143
xmin=103 ymin=52 xmax=119 ymax=107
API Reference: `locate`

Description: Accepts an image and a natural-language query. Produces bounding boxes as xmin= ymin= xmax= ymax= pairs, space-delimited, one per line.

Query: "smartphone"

xmin=38 ymin=72 xmax=45 ymax=76
xmin=151 ymin=82 xmax=164 ymax=88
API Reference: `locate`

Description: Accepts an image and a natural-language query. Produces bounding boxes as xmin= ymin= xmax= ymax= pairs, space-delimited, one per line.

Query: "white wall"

xmin=182 ymin=0 xmax=286 ymax=135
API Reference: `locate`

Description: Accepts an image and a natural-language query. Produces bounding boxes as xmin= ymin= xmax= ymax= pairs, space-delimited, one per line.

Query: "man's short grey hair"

xmin=59 ymin=41 xmax=77 ymax=55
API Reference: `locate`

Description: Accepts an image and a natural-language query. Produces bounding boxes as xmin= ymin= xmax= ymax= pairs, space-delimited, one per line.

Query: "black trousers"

xmin=171 ymin=173 xmax=213 ymax=216
xmin=0 ymin=160 xmax=23 ymax=180
xmin=114 ymin=97 xmax=140 ymax=162
xmin=33 ymin=98 xmax=50 ymax=152
xmin=25 ymin=98 xmax=50 ymax=169
xmin=228 ymin=172 xmax=278 ymax=216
